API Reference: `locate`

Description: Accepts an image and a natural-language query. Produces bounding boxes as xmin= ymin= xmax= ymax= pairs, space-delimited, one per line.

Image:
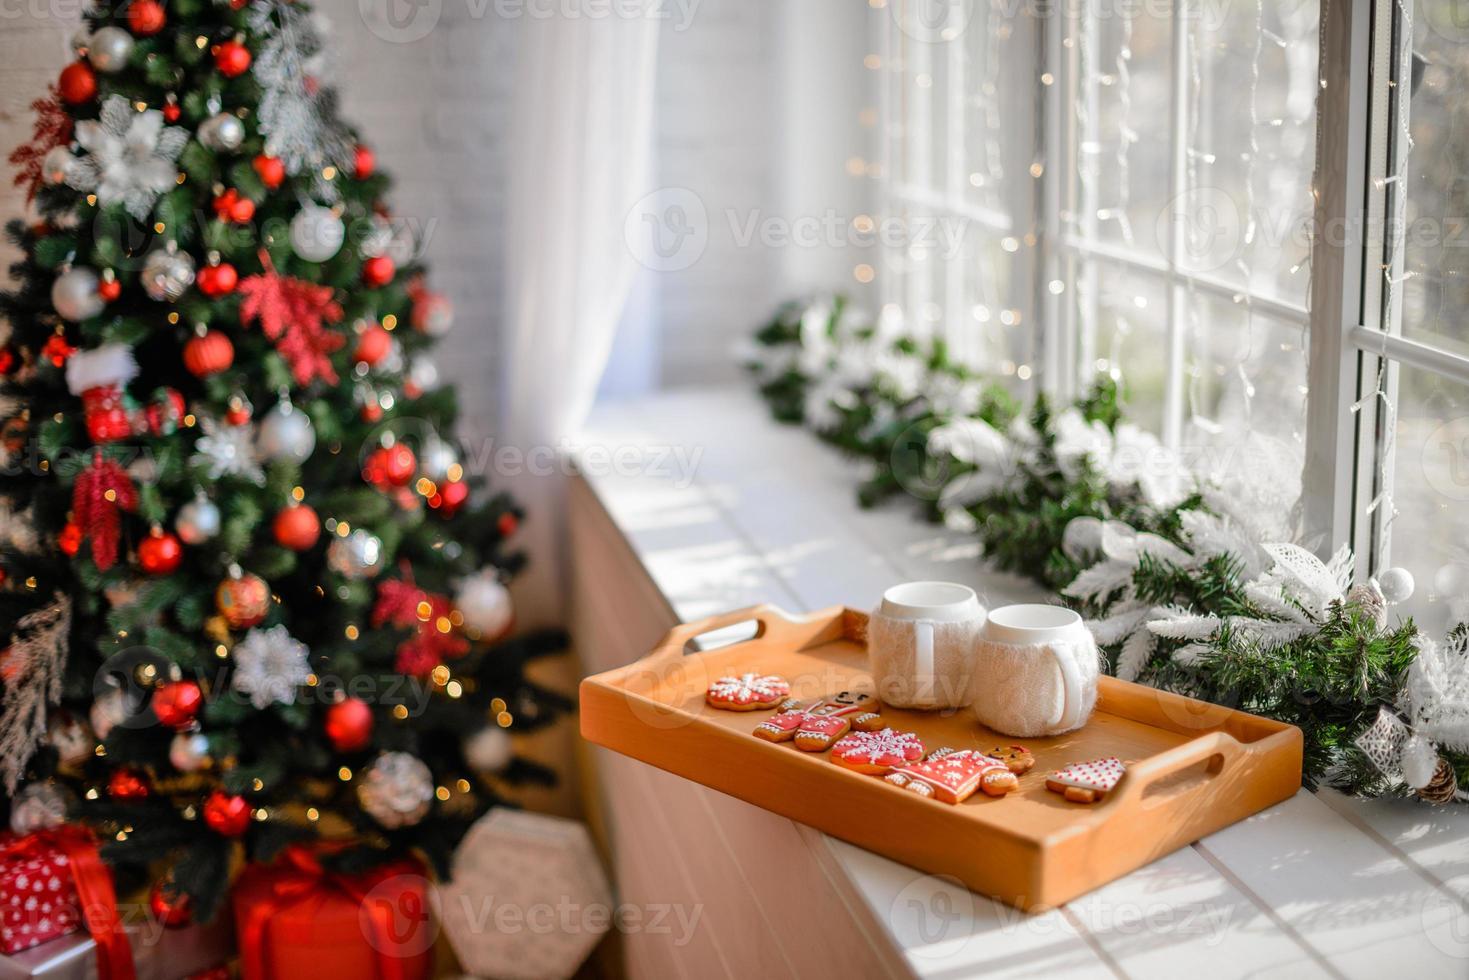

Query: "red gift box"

xmin=0 ymin=828 xmax=133 ymax=980
xmin=232 ymin=846 xmax=433 ymax=980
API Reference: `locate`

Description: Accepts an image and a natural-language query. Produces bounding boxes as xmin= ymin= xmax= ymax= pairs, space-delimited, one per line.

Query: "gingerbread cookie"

xmin=705 ymin=673 xmax=790 ymax=711
xmin=830 ymin=729 xmax=925 ymax=775
xmin=987 ymin=744 xmax=1035 ymax=775
xmin=885 ymin=748 xmax=1018 ymax=803
xmin=1045 ymin=757 xmax=1125 ymax=803
xmin=752 ymin=691 xmax=884 ymax=752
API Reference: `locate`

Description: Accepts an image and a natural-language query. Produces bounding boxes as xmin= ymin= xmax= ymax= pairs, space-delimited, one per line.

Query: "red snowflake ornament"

xmin=237 ymin=250 xmax=345 ymax=385
xmin=9 ymin=86 xmax=72 ymax=202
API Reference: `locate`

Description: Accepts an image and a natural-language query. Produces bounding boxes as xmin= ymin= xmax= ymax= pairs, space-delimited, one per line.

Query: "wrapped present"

xmin=438 ymin=810 xmax=611 ymax=980
xmin=232 ymin=846 xmax=433 ymax=980
xmin=0 ymin=830 xmax=132 ymax=980
xmin=0 ymin=914 xmax=231 ymax=980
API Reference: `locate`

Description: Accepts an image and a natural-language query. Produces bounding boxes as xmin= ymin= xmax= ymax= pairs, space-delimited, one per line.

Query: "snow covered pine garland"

xmin=746 ymin=295 xmax=1468 ymax=804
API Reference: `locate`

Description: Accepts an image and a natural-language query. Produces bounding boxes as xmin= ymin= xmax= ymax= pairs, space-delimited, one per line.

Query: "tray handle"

xmin=645 ymin=604 xmax=812 ymax=664
xmin=1109 ymin=730 xmax=1246 ymax=810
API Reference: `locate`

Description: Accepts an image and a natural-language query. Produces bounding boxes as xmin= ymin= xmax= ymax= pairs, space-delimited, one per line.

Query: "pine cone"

xmin=1344 ymin=582 xmax=1386 ymax=628
xmin=1416 ymin=759 xmax=1459 ymax=805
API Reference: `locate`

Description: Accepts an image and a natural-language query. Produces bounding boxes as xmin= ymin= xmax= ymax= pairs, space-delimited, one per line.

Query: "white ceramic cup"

xmin=869 ymin=582 xmax=986 ymax=710
xmin=969 ymin=604 xmax=1099 ymax=737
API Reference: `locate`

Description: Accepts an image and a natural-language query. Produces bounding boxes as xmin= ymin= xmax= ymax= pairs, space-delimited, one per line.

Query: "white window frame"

xmin=879 ymin=0 xmax=1469 ymax=579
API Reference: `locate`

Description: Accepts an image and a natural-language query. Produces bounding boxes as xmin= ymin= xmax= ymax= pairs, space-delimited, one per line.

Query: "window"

xmin=878 ymin=0 xmax=1469 ymax=631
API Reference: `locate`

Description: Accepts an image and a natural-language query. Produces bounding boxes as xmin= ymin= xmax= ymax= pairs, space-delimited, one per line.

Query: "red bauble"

xmin=41 ymin=335 xmax=75 ymax=367
xmin=196 ymin=262 xmax=239 ymax=298
xmin=352 ymin=324 xmax=392 ymax=365
xmin=252 ymin=154 xmax=285 ymax=189
xmin=145 ymin=388 xmax=187 ymax=436
xmin=183 ymin=329 xmax=234 ymax=377
xmin=497 ymin=512 xmax=518 ymax=537
xmin=127 ymin=0 xmax=166 ymax=35
xmin=361 ymin=256 xmax=395 ymax=288
xmin=364 ymin=444 xmax=416 ymax=488
xmin=58 ymin=62 xmax=96 ymax=104
xmin=436 ymin=479 xmax=469 ymax=517
xmin=202 ymin=790 xmax=251 ymax=837
xmin=98 ymin=274 xmax=121 ymax=302
xmin=152 ymin=680 xmax=202 ymax=729
xmin=324 ymin=698 xmax=373 ymax=752
xmin=138 ymin=528 xmax=184 ymax=575
xmin=108 ymin=769 xmax=150 ymax=801
xmin=353 ymin=145 xmax=375 ymax=180
xmin=213 ymin=40 xmax=252 ymax=78
xmin=272 ymin=503 xmax=321 ymax=551
xmin=149 ymin=882 xmax=191 ymax=928
xmin=216 ymin=572 xmax=269 ymax=629
xmin=162 ymin=100 xmax=181 ymax=123
xmin=225 ymin=394 xmax=253 ymax=426
xmin=212 ymin=190 xmax=255 ymax=224
xmin=58 ymin=522 xmax=82 ymax=557
xmin=359 ymin=401 xmax=383 ymax=423
xmin=0 ymin=348 xmax=14 ymax=375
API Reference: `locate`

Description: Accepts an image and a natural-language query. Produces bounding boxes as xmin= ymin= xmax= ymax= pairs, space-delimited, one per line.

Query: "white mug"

xmin=970 ymin=604 xmax=1099 ymax=737
xmin=869 ymin=582 xmax=986 ymax=710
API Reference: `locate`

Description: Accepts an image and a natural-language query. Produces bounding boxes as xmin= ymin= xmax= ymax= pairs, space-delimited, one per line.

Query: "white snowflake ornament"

xmin=66 ymin=95 xmax=188 ymax=221
xmin=231 ymin=625 xmax=312 ymax=710
xmin=192 ymin=415 xmax=265 ymax=485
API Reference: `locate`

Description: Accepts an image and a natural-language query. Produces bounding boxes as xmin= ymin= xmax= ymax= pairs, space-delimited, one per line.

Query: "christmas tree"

xmin=0 ymin=0 xmax=567 ymax=922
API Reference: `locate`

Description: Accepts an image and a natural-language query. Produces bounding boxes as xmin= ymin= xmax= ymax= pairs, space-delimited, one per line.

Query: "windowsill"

xmin=573 ymin=384 xmax=1469 ymax=978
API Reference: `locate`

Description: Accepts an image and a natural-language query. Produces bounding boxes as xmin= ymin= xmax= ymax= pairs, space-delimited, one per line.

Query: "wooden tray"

xmin=580 ymin=605 xmax=1303 ymax=912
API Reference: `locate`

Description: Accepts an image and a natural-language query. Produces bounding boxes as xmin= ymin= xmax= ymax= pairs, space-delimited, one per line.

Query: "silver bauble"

xmin=46 ymin=714 xmax=94 ymax=769
xmin=9 ymin=783 xmax=72 ymax=835
xmin=357 ymin=752 xmax=434 ymax=829
xmin=357 ymin=215 xmax=393 ymax=258
xmin=87 ymin=26 xmax=135 ymax=73
xmin=455 ymin=571 xmax=513 ymax=639
xmin=256 ymin=401 xmax=316 ymax=463
xmin=327 ymin=529 xmax=384 ymax=580
xmin=407 ymin=357 xmax=440 ymax=393
xmin=168 ymin=731 xmax=212 ymax=773
xmin=1376 ymin=566 xmax=1415 ymax=604
xmin=89 ymin=688 xmax=131 ymax=740
xmin=198 ymin=112 xmax=245 ymax=152
xmin=51 ymin=266 xmax=105 ymax=321
xmin=464 ymin=726 xmax=513 ymax=774
xmin=176 ymin=494 xmax=221 ymax=545
xmin=141 ymin=246 xmax=195 ymax=302
xmin=419 ymin=438 xmax=458 ymax=482
xmin=289 ymin=205 xmax=345 ymax=263
xmin=42 ymin=145 xmax=74 ymax=186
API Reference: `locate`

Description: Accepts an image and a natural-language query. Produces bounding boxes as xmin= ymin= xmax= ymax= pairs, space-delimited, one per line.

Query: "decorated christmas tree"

xmin=0 ymin=0 xmax=568 ymax=924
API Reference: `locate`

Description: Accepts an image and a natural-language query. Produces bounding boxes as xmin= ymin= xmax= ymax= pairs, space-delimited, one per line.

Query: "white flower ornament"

xmin=66 ymin=96 xmax=189 ymax=221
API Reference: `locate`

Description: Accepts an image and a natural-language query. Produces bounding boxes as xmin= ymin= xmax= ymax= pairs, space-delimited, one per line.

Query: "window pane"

xmin=1187 ymin=2 xmax=1318 ymax=307
xmin=1401 ymin=4 xmax=1469 ymax=356
xmin=1087 ymin=264 xmax=1170 ymax=435
xmin=1387 ymin=364 xmax=1469 ymax=635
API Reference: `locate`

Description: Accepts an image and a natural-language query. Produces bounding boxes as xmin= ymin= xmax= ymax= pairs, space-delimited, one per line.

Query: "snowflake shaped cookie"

xmin=830 ymin=728 xmax=925 ymax=775
xmin=705 ymin=672 xmax=790 ymax=711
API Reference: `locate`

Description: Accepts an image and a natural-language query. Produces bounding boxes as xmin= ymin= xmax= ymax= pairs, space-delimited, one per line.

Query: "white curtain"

xmin=498 ymin=6 xmax=659 ymax=627
xmin=501 ymin=5 xmax=661 ymax=449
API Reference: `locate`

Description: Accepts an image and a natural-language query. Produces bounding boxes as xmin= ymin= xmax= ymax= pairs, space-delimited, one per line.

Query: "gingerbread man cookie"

xmin=987 ymin=744 xmax=1036 ymax=775
xmin=830 ymin=728 xmax=925 ymax=775
xmin=1045 ymin=756 xmax=1125 ymax=803
xmin=752 ymin=691 xmax=884 ymax=752
xmin=885 ymin=748 xmax=1018 ymax=803
xmin=705 ymin=673 xmax=790 ymax=711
